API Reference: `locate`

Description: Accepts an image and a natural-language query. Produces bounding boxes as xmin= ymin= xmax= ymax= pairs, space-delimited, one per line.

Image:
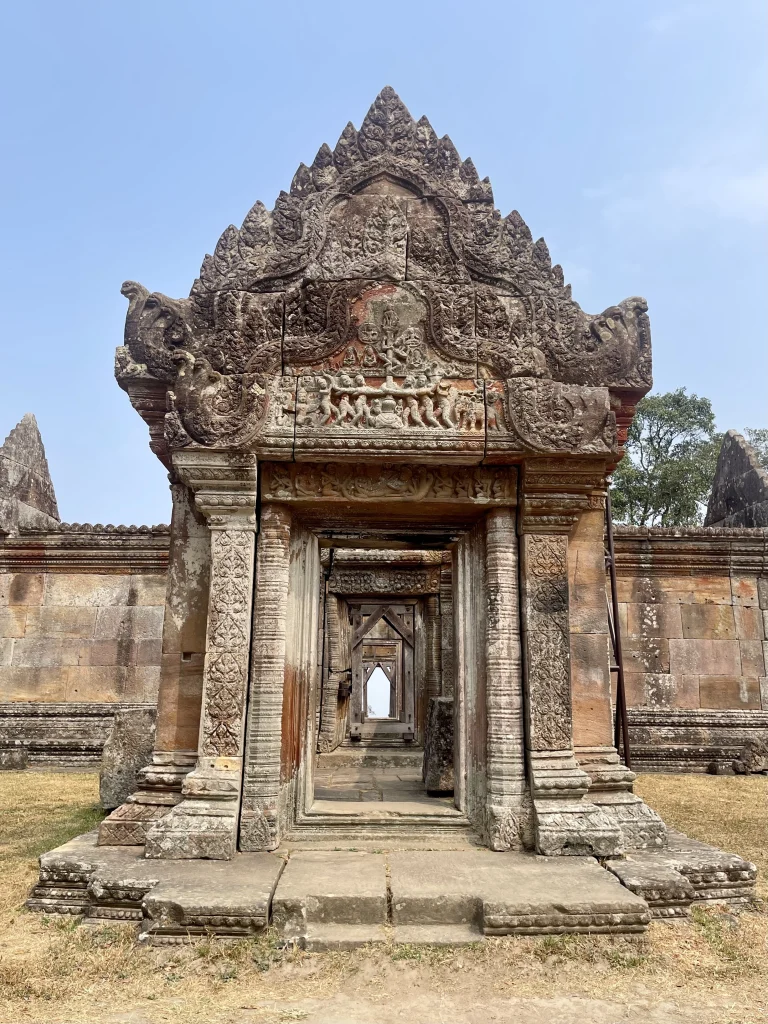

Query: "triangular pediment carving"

xmin=116 ymin=87 xmax=651 ymax=459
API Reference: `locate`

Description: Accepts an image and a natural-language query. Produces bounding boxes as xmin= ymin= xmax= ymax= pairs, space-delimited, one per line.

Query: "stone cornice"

xmin=613 ymin=526 xmax=768 ymax=577
xmin=0 ymin=527 xmax=169 ymax=574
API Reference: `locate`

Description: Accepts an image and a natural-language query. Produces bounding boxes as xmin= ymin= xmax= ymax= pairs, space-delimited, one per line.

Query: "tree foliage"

xmin=611 ymin=389 xmax=722 ymax=526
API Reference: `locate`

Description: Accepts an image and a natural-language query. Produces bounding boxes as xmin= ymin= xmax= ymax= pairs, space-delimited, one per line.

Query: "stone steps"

xmin=27 ymin=831 xmax=757 ymax=946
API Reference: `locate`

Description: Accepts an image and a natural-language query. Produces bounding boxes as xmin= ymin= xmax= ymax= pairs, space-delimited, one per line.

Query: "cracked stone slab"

xmin=27 ymin=831 xmax=285 ymax=941
xmin=271 ymin=851 xmax=387 ymax=948
xmin=389 ymin=850 xmax=650 ymax=935
xmin=606 ymin=829 xmax=757 ymax=918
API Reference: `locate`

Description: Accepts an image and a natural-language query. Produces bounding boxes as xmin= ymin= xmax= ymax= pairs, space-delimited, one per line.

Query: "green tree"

xmin=611 ymin=389 xmax=722 ymax=526
xmin=744 ymin=427 xmax=768 ymax=469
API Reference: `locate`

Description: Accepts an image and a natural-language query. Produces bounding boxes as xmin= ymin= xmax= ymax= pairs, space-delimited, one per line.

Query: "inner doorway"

xmin=350 ymin=601 xmax=415 ymax=745
xmin=312 ymin=588 xmax=454 ymax=813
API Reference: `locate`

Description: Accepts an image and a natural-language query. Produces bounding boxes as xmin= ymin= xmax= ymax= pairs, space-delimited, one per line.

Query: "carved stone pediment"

xmin=116 ymin=87 xmax=652 ymax=457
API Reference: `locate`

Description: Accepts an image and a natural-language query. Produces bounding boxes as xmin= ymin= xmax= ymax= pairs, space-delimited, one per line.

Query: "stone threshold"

xmin=27 ymin=831 xmax=757 ymax=946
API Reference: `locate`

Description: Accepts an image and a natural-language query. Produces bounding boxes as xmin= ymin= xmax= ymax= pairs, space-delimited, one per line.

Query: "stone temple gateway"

xmin=29 ymin=89 xmax=757 ymax=943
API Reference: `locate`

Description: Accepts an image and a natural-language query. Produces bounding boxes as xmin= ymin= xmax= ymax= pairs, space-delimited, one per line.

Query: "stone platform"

xmin=26 ymin=832 xmax=757 ymax=947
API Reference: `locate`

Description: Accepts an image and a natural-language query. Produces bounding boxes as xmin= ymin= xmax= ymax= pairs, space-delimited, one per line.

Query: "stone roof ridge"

xmin=18 ymin=522 xmax=171 ymax=535
xmin=0 ymin=413 xmax=60 ymax=535
xmin=704 ymin=430 xmax=768 ymax=528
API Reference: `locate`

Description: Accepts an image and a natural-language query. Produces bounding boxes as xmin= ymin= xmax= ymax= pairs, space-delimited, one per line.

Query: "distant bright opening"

xmin=366 ymin=666 xmax=394 ymax=719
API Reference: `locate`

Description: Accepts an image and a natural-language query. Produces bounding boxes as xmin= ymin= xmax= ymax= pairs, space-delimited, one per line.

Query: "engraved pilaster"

xmin=144 ymin=452 xmax=257 ymax=860
xmin=520 ymin=529 xmax=622 ymax=856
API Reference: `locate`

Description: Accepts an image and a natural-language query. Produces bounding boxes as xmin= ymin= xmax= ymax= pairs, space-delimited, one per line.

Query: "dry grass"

xmin=0 ymin=771 xmax=765 ymax=1024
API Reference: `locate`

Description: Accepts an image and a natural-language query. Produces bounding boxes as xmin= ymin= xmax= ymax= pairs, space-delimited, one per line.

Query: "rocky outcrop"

xmin=0 ymin=413 xmax=60 ymax=535
xmin=705 ymin=430 xmax=768 ymax=528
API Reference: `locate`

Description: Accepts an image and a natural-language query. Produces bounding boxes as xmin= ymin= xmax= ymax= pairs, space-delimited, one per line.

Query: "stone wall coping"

xmin=0 ymin=701 xmax=156 ymax=714
xmin=0 ymin=526 xmax=170 ymax=573
xmin=614 ymin=525 xmax=768 ymax=539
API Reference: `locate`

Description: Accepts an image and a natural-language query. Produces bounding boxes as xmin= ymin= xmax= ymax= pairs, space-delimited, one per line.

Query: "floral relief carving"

xmin=328 ymin=567 xmax=441 ymax=595
xmin=261 ymin=462 xmax=516 ymax=504
xmin=201 ymin=528 xmax=255 ymax=757
xmin=522 ymin=534 xmax=573 ymax=752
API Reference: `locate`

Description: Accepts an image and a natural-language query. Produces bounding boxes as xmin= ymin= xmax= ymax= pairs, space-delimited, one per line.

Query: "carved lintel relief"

xmin=520 ymin=533 xmax=621 ymax=857
xmin=144 ymin=451 xmax=258 ymax=861
xmin=240 ymin=504 xmax=292 ymax=851
xmin=294 ymin=373 xmax=486 ymax=463
xmin=328 ymin=567 xmax=441 ymax=595
xmin=261 ymin=462 xmax=516 ymax=505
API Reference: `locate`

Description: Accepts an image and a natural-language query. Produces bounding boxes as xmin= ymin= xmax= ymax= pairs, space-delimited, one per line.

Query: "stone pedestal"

xmin=422 ymin=697 xmax=454 ymax=793
xmin=99 ymin=707 xmax=156 ymax=811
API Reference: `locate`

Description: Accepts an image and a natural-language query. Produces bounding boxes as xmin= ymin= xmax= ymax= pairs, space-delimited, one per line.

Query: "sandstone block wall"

xmin=0 ymin=525 xmax=169 ymax=766
xmin=613 ymin=527 xmax=768 ymax=770
xmin=2 ymin=520 xmax=767 ymax=771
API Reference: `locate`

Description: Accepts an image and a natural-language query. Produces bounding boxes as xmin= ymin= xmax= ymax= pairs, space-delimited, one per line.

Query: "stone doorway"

xmin=313 ymin=590 xmax=454 ymax=816
xmin=309 ymin=540 xmax=459 ymax=821
xmin=350 ymin=601 xmax=416 ymax=745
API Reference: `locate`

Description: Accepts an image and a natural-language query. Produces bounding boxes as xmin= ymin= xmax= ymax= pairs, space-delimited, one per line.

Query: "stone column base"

xmin=530 ymin=750 xmax=623 ymax=857
xmin=144 ymin=760 xmax=241 ymax=860
xmin=98 ymin=750 xmax=196 ymax=847
xmin=577 ymin=745 xmax=667 ymax=851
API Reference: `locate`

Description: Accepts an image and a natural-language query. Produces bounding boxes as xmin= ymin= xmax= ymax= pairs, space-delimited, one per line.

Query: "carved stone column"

xmin=439 ymin=553 xmax=454 ymax=698
xmin=98 ymin=478 xmax=210 ymax=846
xmin=239 ymin=504 xmax=292 ymax=851
xmin=144 ymin=452 xmax=258 ymax=860
xmin=484 ymin=508 xmax=529 ymax=850
xmin=424 ymin=594 xmax=442 ymax=704
xmin=519 ymin=463 xmax=622 ymax=856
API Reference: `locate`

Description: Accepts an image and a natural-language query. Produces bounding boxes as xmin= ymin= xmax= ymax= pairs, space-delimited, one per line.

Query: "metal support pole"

xmin=605 ymin=489 xmax=631 ymax=769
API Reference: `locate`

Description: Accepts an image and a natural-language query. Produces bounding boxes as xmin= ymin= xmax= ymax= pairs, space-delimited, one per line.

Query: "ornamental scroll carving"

xmin=261 ymin=462 xmax=516 ymax=504
xmin=116 ymin=87 xmax=652 ymax=457
xmin=486 ymin=379 xmax=617 ymax=456
xmin=201 ymin=528 xmax=255 ymax=756
xmin=521 ymin=534 xmax=572 ymax=752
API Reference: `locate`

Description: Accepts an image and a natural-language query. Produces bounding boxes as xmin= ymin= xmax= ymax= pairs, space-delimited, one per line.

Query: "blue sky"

xmin=1 ymin=0 xmax=766 ymax=526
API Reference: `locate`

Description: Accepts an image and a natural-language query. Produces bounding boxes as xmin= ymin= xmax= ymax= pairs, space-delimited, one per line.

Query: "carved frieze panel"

xmin=485 ymin=378 xmax=617 ymax=461
xmin=328 ymin=566 xmax=441 ymax=595
xmin=261 ymin=462 xmax=517 ymax=504
xmin=283 ymin=280 xmax=476 ymax=378
xmin=293 ymin=374 xmax=485 ymax=462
